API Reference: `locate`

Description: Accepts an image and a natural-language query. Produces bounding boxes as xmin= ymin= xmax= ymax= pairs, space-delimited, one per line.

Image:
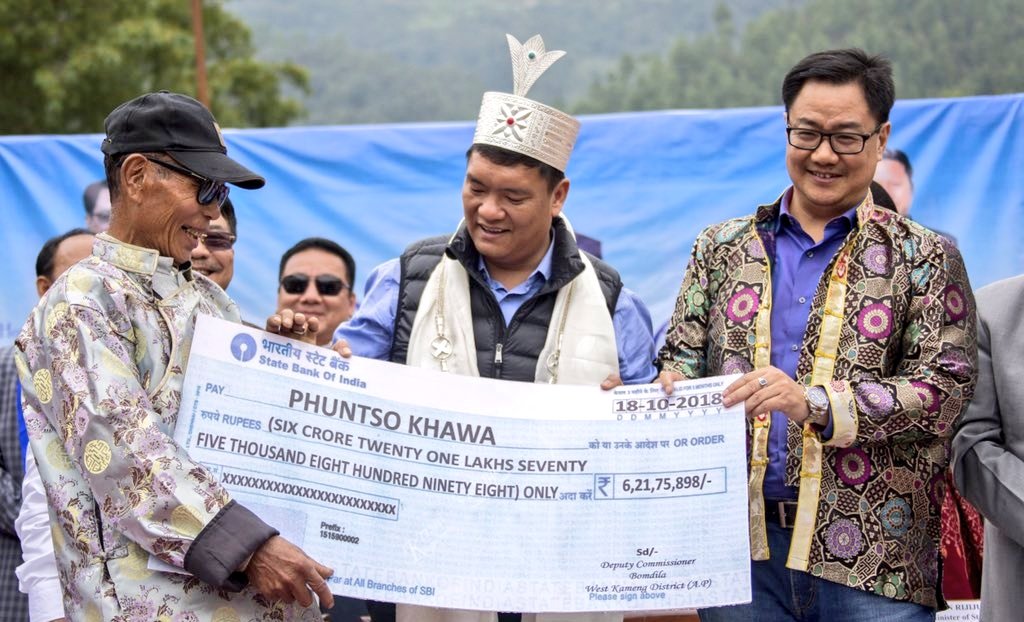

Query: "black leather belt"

xmin=764 ymin=500 xmax=799 ymax=529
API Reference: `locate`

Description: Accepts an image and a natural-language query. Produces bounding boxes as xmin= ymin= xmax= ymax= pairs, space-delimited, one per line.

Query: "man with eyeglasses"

xmin=192 ymin=197 xmax=239 ymax=290
xmin=13 ymin=91 xmax=333 ymax=622
xmin=275 ymin=238 xmax=361 ymax=618
xmin=658 ymin=49 xmax=976 ymax=621
xmin=277 ymin=238 xmax=358 ymax=348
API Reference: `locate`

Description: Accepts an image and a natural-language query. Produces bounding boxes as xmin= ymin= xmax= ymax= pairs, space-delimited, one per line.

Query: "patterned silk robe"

xmin=659 ymin=192 xmax=977 ymax=609
xmin=15 ymin=235 xmax=320 ymax=622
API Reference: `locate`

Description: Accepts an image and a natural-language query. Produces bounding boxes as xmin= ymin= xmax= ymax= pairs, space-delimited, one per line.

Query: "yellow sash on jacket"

xmin=748 ymin=201 xmax=872 ymax=568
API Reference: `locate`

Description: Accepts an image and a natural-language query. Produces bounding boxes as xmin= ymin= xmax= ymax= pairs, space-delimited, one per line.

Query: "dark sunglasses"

xmin=280 ymin=273 xmax=350 ymax=296
xmin=146 ymin=157 xmax=230 ymax=208
xmin=201 ymin=231 xmax=236 ymax=251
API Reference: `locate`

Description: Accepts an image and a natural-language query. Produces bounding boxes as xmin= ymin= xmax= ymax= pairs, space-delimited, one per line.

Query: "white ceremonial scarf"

xmin=406 ymin=216 xmax=618 ymax=386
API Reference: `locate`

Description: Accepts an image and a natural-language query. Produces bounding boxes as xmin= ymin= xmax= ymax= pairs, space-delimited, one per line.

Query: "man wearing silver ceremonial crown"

xmin=334 ymin=34 xmax=657 ymax=622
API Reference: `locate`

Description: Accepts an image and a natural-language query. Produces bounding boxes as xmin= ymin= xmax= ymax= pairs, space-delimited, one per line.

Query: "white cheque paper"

xmin=172 ymin=315 xmax=752 ymax=612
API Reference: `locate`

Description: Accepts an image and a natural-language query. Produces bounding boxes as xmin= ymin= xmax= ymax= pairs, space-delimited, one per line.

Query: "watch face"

xmin=808 ymin=386 xmax=829 ymax=410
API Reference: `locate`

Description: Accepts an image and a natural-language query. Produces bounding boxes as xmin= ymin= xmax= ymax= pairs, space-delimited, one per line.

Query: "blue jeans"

xmin=699 ymin=522 xmax=935 ymax=622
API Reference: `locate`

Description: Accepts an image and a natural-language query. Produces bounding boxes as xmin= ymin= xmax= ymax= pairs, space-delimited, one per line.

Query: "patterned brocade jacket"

xmin=15 ymin=235 xmax=320 ymax=622
xmin=659 ymin=192 xmax=977 ymax=609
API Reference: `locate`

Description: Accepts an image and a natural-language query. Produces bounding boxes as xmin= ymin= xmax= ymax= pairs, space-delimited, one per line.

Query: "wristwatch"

xmin=804 ymin=385 xmax=829 ymax=427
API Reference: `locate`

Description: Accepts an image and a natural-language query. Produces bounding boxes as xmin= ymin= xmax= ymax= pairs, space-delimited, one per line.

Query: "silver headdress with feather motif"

xmin=472 ymin=34 xmax=579 ymax=172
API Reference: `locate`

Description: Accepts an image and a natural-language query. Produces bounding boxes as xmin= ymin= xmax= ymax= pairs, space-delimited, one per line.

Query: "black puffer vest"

xmin=390 ymin=219 xmax=622 ymax=382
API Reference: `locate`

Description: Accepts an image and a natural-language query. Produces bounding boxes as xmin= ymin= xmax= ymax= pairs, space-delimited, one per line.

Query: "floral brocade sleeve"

xmin=658 ymin=230 xmax=716 ymax=380
xmin=841 ymin=241 xmax=977 ymax=447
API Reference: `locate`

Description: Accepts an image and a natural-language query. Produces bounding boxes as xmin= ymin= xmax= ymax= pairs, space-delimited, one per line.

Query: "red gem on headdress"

xmin=506 ymin=117 xmax=516 ymax=125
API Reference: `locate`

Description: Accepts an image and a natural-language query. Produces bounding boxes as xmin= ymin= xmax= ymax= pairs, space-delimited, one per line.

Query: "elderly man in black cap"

xmin=14 ymin=91 xmax=333 ymax=622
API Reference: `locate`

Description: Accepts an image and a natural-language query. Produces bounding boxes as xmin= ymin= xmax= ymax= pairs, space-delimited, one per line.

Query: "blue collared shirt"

xmin=764 ymin=189 xmax=858 ymax=499
xmin=335 ymin=240 xmax=658 ymax=384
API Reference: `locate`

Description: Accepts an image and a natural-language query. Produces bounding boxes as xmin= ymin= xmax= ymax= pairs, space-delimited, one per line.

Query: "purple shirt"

xmin=764 ymin=189 xmax=858 ymax=500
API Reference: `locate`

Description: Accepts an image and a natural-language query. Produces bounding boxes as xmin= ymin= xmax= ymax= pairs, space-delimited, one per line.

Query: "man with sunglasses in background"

xmin=278 ymin=238 xmax=357 ymax=347
xmin=14 ymin=91 xmax=333 ymax=622
xmin=192 ymin=197 xmax=239 ymax=290
xmin=276 ymin=236 xmax=366 ymax=620
xmin=658 ymin=50 xmax=976 ymax=620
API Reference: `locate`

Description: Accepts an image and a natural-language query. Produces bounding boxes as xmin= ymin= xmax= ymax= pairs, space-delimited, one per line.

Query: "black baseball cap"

xmin=101 ymin=91 xmax=264 ymax=189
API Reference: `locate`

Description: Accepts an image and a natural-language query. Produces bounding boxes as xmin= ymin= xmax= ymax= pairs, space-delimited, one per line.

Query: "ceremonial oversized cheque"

xmin=172 ymin=315 xmax=752 ymax=612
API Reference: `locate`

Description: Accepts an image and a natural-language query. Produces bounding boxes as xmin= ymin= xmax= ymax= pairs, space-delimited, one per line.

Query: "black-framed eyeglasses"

xmin=201 ymin=231 xmax=236 ymax=251
xmin=280 ymin=273 xmax=350 ymax=296
xmin=146 ymin=157 xmax=230 ymax=208
xmin=785 ymin=123 xmax=883 ymax=155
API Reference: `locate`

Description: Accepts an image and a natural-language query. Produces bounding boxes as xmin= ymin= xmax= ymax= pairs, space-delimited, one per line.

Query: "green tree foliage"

xmin=575 ymin=0 xmax=1024 ymax=114
xmin=232 ymin=0 xmax=793 ymax=124
xmin=0 ymin=0 xmax=309 ymax=134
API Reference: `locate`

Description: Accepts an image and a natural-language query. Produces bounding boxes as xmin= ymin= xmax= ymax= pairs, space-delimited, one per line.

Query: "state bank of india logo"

xmin=230 ymin=333 xmax=257 ymax=362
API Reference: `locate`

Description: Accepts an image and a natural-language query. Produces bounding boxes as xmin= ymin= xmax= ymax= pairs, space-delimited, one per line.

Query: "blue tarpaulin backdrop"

xmin=1 ymin=93 xmax=1021 ymax=346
